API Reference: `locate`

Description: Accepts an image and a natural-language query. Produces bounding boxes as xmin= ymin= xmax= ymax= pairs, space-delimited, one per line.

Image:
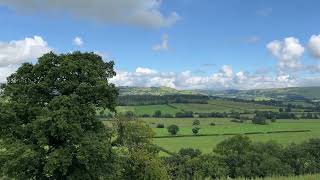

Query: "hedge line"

xmin=153 ymin=130 xmax=311 ymax=139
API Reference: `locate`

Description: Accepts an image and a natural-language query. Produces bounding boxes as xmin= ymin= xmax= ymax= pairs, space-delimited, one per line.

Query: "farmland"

xmin=145 ymin=118 xmax=320 ymax=153
xmin=102 ymin=116 xmax=320 ymax=154
xmin=114 ymin=98 xmax=281 ymax=116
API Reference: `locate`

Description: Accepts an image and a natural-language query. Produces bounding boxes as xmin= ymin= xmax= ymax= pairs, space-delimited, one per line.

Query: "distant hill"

xmin=198 ymin=87 xmax=320 ymax=100
xmin=119 ymin=86 xmax=320 ymax=100
xmin=118 ymin=86 xmax=196 ymax=96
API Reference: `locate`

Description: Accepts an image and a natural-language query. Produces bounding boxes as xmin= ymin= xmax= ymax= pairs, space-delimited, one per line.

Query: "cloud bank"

xmin=0 ymin=0 xmax=180 ymax=28
xmin=0 ymin=36 xmax=51 ymax=82
xmin=110 ymin=66 xmax=301 ymax=90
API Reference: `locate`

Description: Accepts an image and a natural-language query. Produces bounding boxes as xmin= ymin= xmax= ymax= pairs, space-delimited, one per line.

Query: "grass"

xmin=169 ymin=100 xmax=279 ymax=113
xmin=144 ymin=118 xmax=320 ymax=153
xmin=116 ymin=104 xmax=181 ymax=115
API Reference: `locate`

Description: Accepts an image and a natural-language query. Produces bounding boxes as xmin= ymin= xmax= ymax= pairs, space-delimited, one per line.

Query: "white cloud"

xmin=110 ymin=65 xmax=302 ymax=90
xmin=0 ymin=65 xmax=19 ymax=83
xmin=308 ymin=34 xmax=320 ymax=59
xmin=267 ymin=37 xmax=305 ymax=71
xmin=152 ymin=34 xmax=169 ymax=51
xmin=0 ymin=36 xmax=51 ymax=67
xmin=0 ymin=0 xmax=180 ymax=28
xmin=135 ymin=67 xmax=157 ymax=75
xmin=73 ymin=36 xmax=83 ymax=47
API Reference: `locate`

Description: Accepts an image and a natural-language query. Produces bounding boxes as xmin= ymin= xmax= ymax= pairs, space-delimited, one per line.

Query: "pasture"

xmin=144 ymin=118 xmax=320 ymax=153
xmin=114 ymin=98 xmax=282 ymax=116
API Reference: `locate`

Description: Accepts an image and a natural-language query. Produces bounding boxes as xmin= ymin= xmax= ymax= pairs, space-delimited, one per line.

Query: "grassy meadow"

xmin=146 ymin=118 xmax=320 ymax=153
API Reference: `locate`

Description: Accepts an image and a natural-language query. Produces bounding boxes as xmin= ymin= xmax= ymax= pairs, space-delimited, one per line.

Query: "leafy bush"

xmin=141 ymin=114 xmax=150 ymax=118
xmin=163 ymin=114 xmax=173 ymax=118
xmin=252 ymin=115 xmax=268 ymax=125
xmin=153 ymin=110 xmax=162 ymax=118
xmin=193 ymin=119 xmax=200 ymax=126
xmin=175 ymin=111 xmax=193 ymax=118
xmin=210 ymin=122 xmax=216 ymax=126
xmin=167 ymin=124 xmax=179 ymax=135
xmin=192 ymin=127 xmax=200 ymax=135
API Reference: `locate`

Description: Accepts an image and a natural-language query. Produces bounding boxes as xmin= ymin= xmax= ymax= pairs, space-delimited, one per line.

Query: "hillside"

xmin=118 ymin=86 xmax=196 ymax=96
xmin=200 ymin=86 xmax=320 ymax=100
xmin=119 ymin=86 xmax=320 ymax=100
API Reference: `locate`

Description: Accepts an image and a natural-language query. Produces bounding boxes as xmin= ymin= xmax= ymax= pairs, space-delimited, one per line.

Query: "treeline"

xmin=117 ymin=94 xmax=209 ymax=105
xmin=163 ymin=136 xmax=320 ymax=179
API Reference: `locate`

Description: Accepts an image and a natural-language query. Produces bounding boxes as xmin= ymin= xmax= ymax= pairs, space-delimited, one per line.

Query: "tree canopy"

xmin=0 ymin=52 xmax=118 ymax=179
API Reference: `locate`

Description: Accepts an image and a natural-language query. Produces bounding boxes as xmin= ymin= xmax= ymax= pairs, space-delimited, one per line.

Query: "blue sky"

xmin=1 ymin=0 xmax=320 ymax=89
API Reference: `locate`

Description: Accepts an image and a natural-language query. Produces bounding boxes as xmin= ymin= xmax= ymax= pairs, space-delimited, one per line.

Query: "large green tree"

xmin=0 ymin=52 xmax=118 ymax=179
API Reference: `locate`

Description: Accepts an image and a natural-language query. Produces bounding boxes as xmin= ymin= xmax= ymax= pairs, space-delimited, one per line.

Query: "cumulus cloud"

xmin=0 ymin=0 xmax=180 ymax=28
xmin=73 ymin=36 xmax=83 ymax=46
xmin=110 ymin=65 xmax=301 ymax=90
xmin=267 ymin=37 xmax=305 ymax=71
xmin=152 ymin=34 xmax=169 ymax=51
xmin=308 ymin=34 xmax=320 ymax=59
xmin=0 ymin=36 xmax=51 ymax=67
xmin=0 ymin=65 xmax=19 ymax=83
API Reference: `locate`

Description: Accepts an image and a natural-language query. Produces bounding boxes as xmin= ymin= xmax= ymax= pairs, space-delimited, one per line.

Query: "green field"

xmin=116 ymin=104 xmax=181 ymax=115
xmin=143 ymin=118 xmax=320 ymax=153
xmin=115 ymin=98 xmax=281 ymax=116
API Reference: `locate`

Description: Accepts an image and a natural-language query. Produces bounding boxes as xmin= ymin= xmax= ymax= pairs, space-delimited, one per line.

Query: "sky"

xmin=1 ymin=0 xmax=320 ymax=90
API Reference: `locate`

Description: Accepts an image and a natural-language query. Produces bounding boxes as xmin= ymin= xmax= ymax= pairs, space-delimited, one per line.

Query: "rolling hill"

xmin=119 ymin=86 xmax=320 ymax=100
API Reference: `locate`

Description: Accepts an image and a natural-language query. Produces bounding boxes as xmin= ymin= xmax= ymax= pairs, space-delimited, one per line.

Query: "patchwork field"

xmin=114 ymin=99 xmax=282 ymax=116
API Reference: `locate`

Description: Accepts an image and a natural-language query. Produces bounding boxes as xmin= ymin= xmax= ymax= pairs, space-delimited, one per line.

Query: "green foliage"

xmin=153 ymin=110 xmax=162 ymax=118
xmin=167 ymin=124 xmax=179 ymax=135
xmin=192 ymin=119 xmax=200 ymax=126
xmin=252 ymin=115 xmax=268 ymax=125
xmin=0 ymin=52 xmax=119 ymax=179
xmin=192 ymin=127 xmax=200 ymax=135
xmin=112 ymin=115 xmax=169 ymax=179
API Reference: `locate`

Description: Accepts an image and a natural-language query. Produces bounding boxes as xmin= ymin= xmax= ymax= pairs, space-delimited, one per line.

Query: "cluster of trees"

xmin=301 ymin=112 xmax=320 ymax=119
xmin=198 ymin=112 xmax=228 ymax=118
xmin=163 ymin=136 xmax=320 ymax=179
xmin=254 ymin=111 xmax=298 ymax=120
xmin=117 ymin=94 xmax=209 ymax=105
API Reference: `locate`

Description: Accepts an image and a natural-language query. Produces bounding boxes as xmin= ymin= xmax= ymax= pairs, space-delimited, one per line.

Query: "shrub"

xmin=153 ymin=110 xmax=162 ymax=118
xmin=156 ymin=123 xmax=165 ymax=128
xmin=175 ymin=111 xmax=193 ymax=118
xmin=192 ymin=127 xmax=200 ymax=135
xmin=210 ymin=122 xmax=216 ymax=126
xmin=178 ymin=148 xmax=202 ymax=158
xmin=167 ymin=124 xmax=179 ymax=135
xmin=252 ymin=115 xmax=268 ymax=125
xmin=141 ymin=114 xmax=150 ymax=118
xmin=163 ymin=114 xmax=173 ymax=118
xmin=271 ymin=117 xmax=277 ymax=122
xmin=193 ymin=119 xmax=200 ymax=126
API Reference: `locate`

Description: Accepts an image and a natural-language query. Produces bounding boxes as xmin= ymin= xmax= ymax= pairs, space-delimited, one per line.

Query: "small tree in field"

xmin=192 ymin=127 xmax=200 ymax=135
xmin=153 ymin=110 xmax=162 ymax=118
xmin=167 ymin=124 xmax=179 ymax=135
xmin=193 ymin=119 xmax=200 ymax=126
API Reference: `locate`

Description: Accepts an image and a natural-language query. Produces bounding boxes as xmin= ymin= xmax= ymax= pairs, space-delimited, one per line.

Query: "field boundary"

xmin=153 ymin=129 xmax=311 ymax=138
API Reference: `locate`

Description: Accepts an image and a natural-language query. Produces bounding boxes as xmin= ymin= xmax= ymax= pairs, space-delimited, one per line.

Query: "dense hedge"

xmin=163 ymin=136 xmax=320 ymax=179
xmin=117 ymin=94 xmax=209 ymax=105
